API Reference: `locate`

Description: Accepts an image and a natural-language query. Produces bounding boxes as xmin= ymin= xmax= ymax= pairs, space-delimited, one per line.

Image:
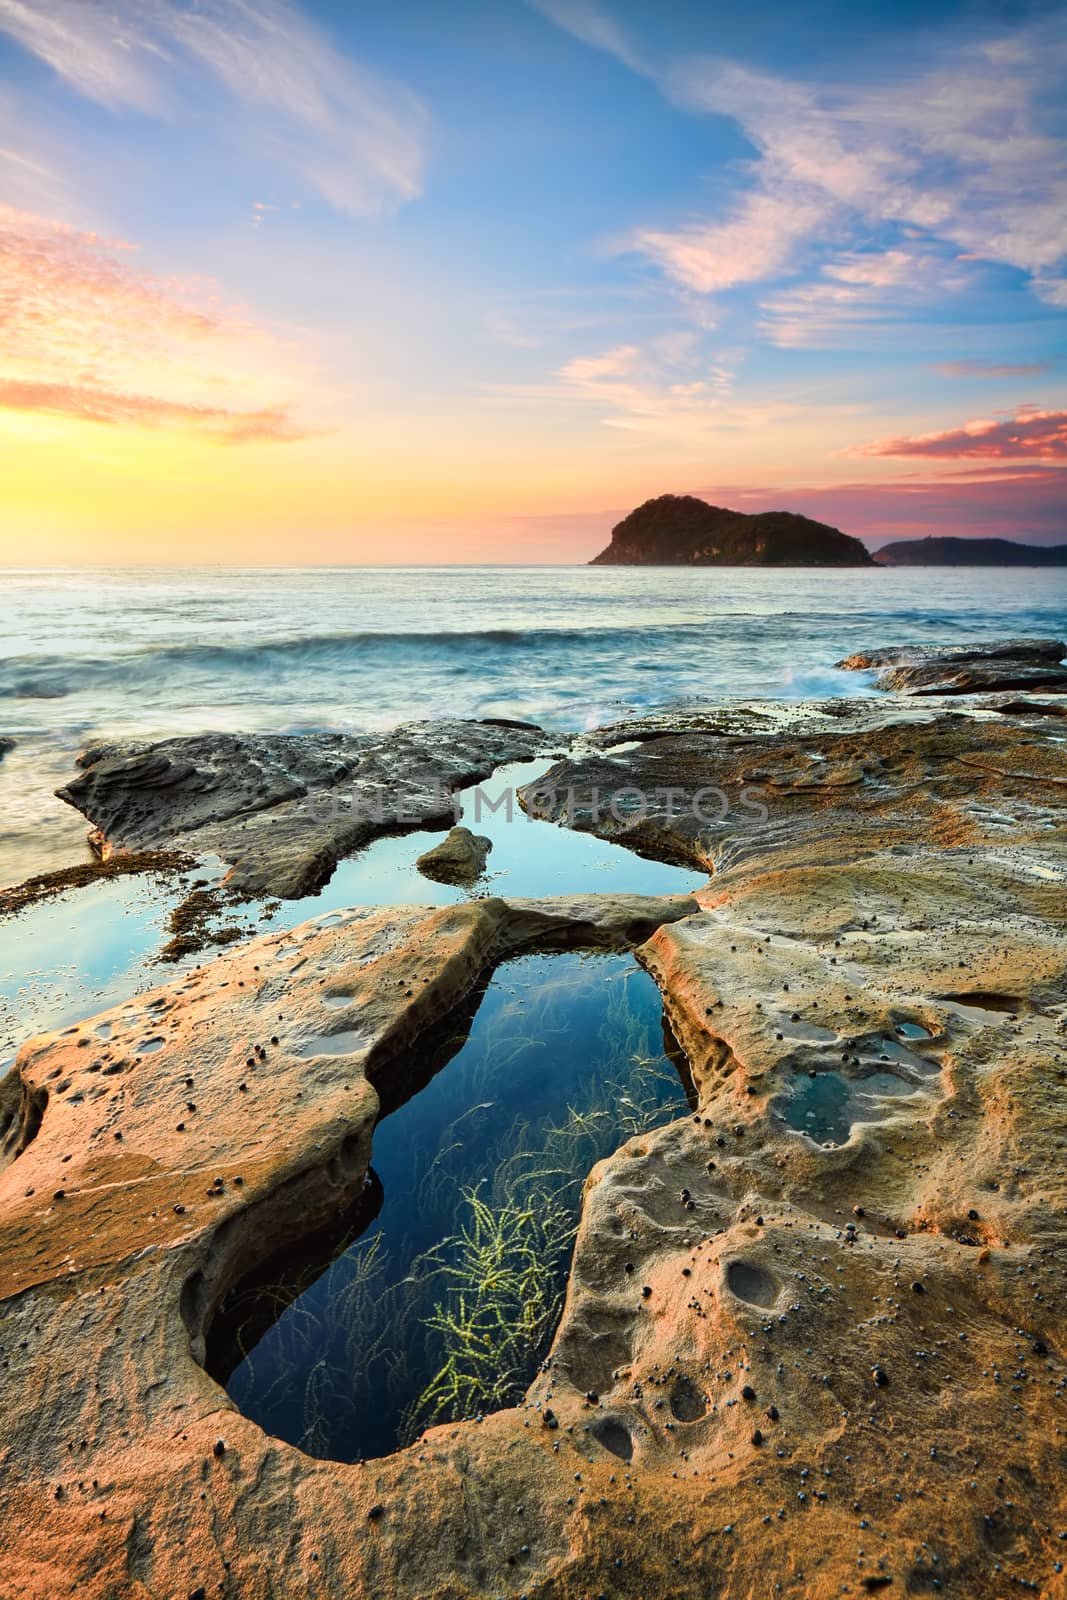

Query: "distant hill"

xmin=590 ymin=495 xmax=873 ymax=566
xmin=875 ymin=536 xmax=1067 ymax=567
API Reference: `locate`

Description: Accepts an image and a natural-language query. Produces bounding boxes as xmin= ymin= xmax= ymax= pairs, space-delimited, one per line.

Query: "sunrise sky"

xmin=1 ymin=0 xmax=1065 ymax=563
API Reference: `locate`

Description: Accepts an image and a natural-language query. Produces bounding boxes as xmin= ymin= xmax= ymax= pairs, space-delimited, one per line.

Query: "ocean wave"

xmin=779 ymin=663 xmax=877 ymax=698
xmin=0 ymin=617 xmax=772 ymax=698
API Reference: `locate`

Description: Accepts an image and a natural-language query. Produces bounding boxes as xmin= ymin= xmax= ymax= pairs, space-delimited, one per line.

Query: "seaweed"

xmin=222 ymin=951 xmax=692 ymax=1462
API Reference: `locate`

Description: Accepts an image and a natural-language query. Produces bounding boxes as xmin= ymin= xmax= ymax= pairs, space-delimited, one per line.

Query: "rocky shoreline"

xmin=0 ymin=640 xmax=1064 ymax=1599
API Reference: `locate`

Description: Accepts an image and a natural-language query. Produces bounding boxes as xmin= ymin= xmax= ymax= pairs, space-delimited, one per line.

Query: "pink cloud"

xmin=293 ymin=470 xmax=1067 ymax=561
xmin=630 ymin=189 xmax=827 ymax=296
xmin=700 ymin=469 xmax=1067 ymax=547
xmin=853 ymin=408 xmax=1067 ymax=460
xmin=0 ymin=379 xmax=312 ymax=443
xmin=934 ymin=360 xmax=1052 ymax=378
xmin=0 ymin=204 xmax=313 ymax=443
xmin=0 ymin=205 xmax=236 ymax=370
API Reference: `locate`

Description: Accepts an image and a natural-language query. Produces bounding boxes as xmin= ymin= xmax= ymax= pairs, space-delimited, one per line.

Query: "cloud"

xmin=935 ymin=360 xmax=1053 ymax=378
xmin=696 ymin=469 xmax=1067 ymax=547
xmin=550 ymin=334 xmax=763 ymax=438
xmin=0 ymin=205 xmax=230 ymax=363
xmin=1032 ymin=277 xmax=1067 ymax=309
xmin=0 ymin=378 xmax=311 ymax=441
xmin=757 ymin=247 xmax=973 ymax=347
xmin=632 ymin=188 xmax=829 ymax=297
xmin=533 ymin=2 xmax=1067 ymax=315
xmin=525 ymin=0 xmax=649 ymax=76
xmin=853 ymin=407 xmax=1067 ymax=460
xmin=558 ymin=343 xmax=641 ymax=384
xmin=665 ymin=27 xmax=1067 ymax=294
xmin=0 ymin=0 xmax=427 ymax=217
xmin=484 ymin=311 xmax=542 ymax=350
xmin=0 ymin=203 xmax=315 ymax=443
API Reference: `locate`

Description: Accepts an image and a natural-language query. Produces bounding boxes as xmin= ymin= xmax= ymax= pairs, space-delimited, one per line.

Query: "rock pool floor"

xmin=215 ymin=950 xmax=693 ymax=1461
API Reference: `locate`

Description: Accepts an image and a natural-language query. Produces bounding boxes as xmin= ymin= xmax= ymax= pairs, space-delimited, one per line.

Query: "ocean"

xmin=1 ymin=563 xmax=1065 ymax=883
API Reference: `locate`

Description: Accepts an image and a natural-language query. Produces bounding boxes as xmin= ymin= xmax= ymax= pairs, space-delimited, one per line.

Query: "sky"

xmin=0 ymin=0 xmax=1065 ymax=563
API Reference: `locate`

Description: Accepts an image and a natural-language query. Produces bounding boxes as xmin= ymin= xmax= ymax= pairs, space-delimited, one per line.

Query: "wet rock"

xmin=56 ymin=720 xmax=545 ymax=899
xmin=838 ymin=637 xmax=1067 ymax=696
xmin=519 ymin=703 xmax=1066 ymax=877
xmin=415 ymin=826 xmax=492 ymax=885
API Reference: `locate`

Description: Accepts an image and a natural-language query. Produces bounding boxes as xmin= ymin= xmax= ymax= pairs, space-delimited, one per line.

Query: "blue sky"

xmin=0 ymin=0 xmax=1063 ymax=560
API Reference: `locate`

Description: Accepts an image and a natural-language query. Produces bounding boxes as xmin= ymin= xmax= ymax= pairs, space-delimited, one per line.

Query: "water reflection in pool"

xmin=215 ymin=950 xmax=693 ymax=1463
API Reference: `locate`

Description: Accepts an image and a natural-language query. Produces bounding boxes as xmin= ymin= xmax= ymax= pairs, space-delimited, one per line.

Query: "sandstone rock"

xmin=838 ymin=637 xmax=1067 ymax=695
xmin=520 ymin=705 xmax=1067 ymax=876
xmin=0 ymin=890 xmax=700 ymax=1600
xmin=4 ymin=697 xmax=1066 ymax=1598
xmin=55 ymin=720 xmax=544 ymax=899
xmin=415 ymin=824 xmax=492 ymax=884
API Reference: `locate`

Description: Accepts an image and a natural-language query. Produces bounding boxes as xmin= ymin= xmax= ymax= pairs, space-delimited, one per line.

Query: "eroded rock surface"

xmin=0 ymin=891 xmax=699 ymax=1600
xmin=521 ymin=706 xmax=1067 ymax=877
xmin=525 ymin=703 xmax=1067 ymax=1595
xmin=56 ymin=720 xmax=544 ymax=898
xmin=2 ymin=700 xmax=1066 ymax=1600
xmin=838 ymin=637 xmax=1067 ymax=695
xmin=416 ymin=824 xmax=492 ymax=884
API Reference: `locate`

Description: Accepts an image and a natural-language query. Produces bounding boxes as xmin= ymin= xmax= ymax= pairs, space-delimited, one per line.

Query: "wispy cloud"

xmin=533 ymin=1 xmax=1067 ymax=319
xmin=633 ymin=188 xmax=828 ymax=298
xmin=484 ymin=311 xmax=541 ymax=350
xmin=0 ymin=378 xmax=307 ymax=442
xmin=551 ymin=334 xmax=761 ymax=438
xmin=935 ymin=360 xmax=1053 ymax=379
xmin=0 ymin=204 xmax=316 ymax=442
xmin=853 ymin=407 xmax=1067 ymax=461
xmin=702 ymin=469 xmax=1067 ymax=546
xmin=525 ymin=0 xmax=650 ymax=77
xmin=0 ymin=0 xmax=427 ymax=217
xmin=758 ymin=247 xmax=970 ymax=347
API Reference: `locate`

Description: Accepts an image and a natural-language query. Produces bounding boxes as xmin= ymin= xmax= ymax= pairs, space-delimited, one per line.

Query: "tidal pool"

xmin=0 ymin=759 xmax=702 ymax=1063
xmin=775 ymin=1069 xmax=921 ymax=1146
xmin=211 ymin=949 xmax=694 ymax=1463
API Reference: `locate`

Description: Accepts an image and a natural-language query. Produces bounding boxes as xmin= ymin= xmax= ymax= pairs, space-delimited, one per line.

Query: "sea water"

xmin=2 ymin=562 xmax=1064 ymax=881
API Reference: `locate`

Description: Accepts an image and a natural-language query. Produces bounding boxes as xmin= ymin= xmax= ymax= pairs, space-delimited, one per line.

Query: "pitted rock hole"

xmin=874 ymin=1038 xmax=938 ymax=1075
xmin=669 ymin=1376 xmax=707 ymax=1422
xmin=780 ymin=1017 xmax=836 ymax=1041
xmin=938 ymin=991 xmax=1027 ymax=1018
xmin=726 ymin=1260 xmax=778 ymax=1307
xmin=297 ymin=1029 xmax=371 ymax=1058
xmin=592 ymin=1415 xmax=634 ymax=1461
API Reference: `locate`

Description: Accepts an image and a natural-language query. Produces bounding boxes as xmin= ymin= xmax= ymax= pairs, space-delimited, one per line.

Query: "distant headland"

xmin=589 ymin=494 xmax=874 ymax=566
xmin=874 ymin=536 xmax=1067 ymax=566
